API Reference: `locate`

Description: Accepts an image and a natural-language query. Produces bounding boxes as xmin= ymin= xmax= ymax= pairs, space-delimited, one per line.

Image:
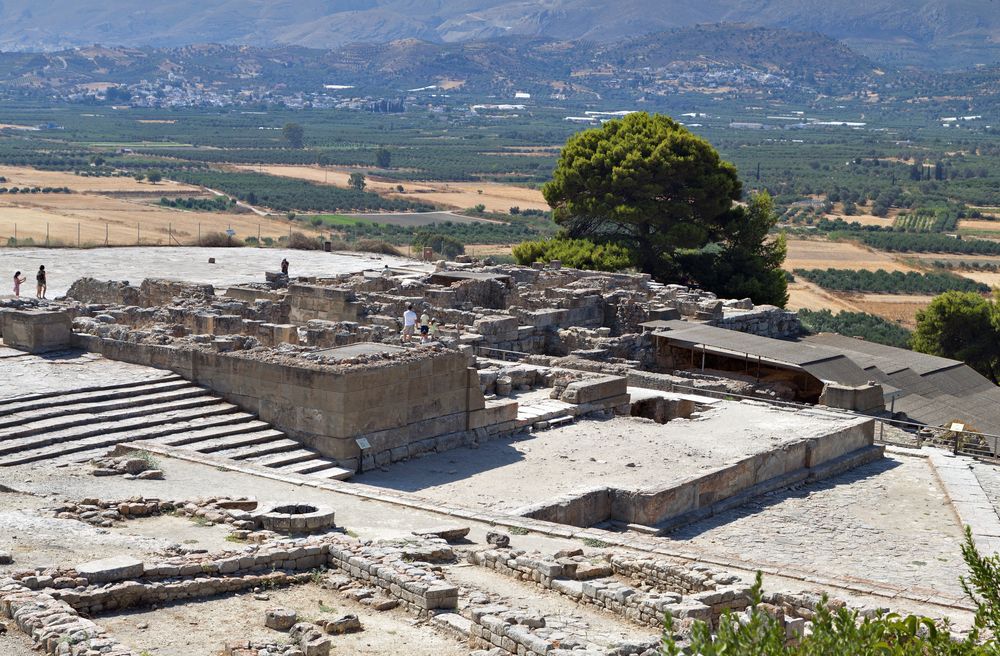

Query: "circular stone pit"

xmin=254 ymin=503 xmax=336 ymax=534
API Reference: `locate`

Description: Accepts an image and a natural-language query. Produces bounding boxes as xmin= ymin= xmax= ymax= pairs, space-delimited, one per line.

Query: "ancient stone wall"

xmin=72 ymin=334 xmax=486 ymax=466
xmin=710 ymin=307 xmax=801 ymax=339
xmin=287 ymin=284 xmax=364 ymax=324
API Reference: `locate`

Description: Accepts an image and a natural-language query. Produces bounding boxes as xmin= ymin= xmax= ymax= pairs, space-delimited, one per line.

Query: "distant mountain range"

xmin=0 ymin=25 xmax=887 ymax=100
xmin=0 ymin=0 xmax=996 ymax=69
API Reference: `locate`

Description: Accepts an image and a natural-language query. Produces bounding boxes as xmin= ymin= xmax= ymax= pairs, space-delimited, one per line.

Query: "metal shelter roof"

xmin=653 ymin=321 xmax=1000 ymax=433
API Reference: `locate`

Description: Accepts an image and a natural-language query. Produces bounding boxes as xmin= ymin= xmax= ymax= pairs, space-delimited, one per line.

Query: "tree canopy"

xmin=542 ymin=112 xmax=785 ymax=305
xmin=678 ymin=191 xmax=788 ymax=306
xmin=544 ymin=112 xmax=741 ymax=278
xmin=282 ymin=122 xmax=304 ymax=149
xmin=912 ymin=291 xmax=1000 ymax=383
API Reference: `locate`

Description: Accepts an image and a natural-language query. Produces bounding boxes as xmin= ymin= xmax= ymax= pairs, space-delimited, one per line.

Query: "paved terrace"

xmin=356 ymin=402 xmax=870 ymax=514
xmin=0 ymin=246 xmax=425 ymax=297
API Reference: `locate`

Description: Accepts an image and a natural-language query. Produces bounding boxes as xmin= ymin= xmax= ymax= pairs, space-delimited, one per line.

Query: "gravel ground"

xmin=101 ymin=582 xmax=467 ymax=656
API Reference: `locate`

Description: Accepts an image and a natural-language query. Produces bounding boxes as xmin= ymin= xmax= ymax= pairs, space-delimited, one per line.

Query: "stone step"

xmin=0 ymin=378 xmax=194 ymax=418
xmin=0 ymin=406 xmax=247 ymax=459
xmin=0 ymin=395 xmax=232 ymax=441
xmin=305 ymin=465 xmax=354 ymax=481
xmin=273 ymin=458 xmax=341 ymax=475
xmin=58 ymin=426 xmax=285 ymax=466
xmin=211 ymin=439 xmax=303 ymax=461
xmin=160 ymin=426 xmax=282 ymax=451
xmin=0 ymin=385 xmax=209 ymax=430
xmin=242 ymin=448 xmax=318 ymax=468
xmin=0 ymin=374 xmax=183 ymax=412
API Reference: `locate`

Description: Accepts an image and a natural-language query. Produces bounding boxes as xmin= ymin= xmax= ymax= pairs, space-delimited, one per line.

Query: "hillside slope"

xmin=0 ymin=0 xmax=994 ymax=68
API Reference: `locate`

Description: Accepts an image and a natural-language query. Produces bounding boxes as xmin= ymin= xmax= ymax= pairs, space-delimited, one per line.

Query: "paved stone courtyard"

xmin=0 ymin=246 xmax=419 ymax=297
xmin=669 ymin=453 xmax=968 ymax=599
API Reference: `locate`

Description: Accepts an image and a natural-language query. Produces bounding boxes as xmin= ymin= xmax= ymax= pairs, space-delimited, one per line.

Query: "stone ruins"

xmin=0 ymin=254 xmax=996 ymax=655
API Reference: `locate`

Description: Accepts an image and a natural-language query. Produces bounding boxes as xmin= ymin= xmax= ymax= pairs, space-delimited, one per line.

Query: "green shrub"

xmin=513 ymin=238 xmax=633 ymax=272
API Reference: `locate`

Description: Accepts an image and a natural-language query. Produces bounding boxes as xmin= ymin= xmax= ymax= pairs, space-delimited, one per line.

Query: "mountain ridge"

xmin=0 ymin=0 xmax=995 ymax=69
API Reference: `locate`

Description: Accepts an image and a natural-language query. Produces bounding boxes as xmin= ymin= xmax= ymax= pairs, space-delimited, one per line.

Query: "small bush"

xmin=288 ymin=231 xmax=323 ymax=250
xmin=199 ymin=232 xmax=244 ymax=247
xmin=354 ymin=239 xmax=402 ymax=256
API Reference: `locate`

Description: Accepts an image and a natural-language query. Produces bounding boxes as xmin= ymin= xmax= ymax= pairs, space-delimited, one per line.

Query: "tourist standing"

xmin=12 ymin=271 xmax=25 ymax=297
xmin=429 ymin=318 xmax=440 ymax=340
xmin=402 ymin=303 xmax=417 ymax=343
xmin=35 ymin=266 xmax=46 ymax=299
xmin=280 ymin=258 xmax=289 ymax=276
xmin=419 ymin=308 xmax=431 ymax=342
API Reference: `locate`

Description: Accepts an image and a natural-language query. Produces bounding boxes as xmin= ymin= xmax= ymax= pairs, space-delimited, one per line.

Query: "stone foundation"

xmin=0 ymin=309 xmax=72 ymax=353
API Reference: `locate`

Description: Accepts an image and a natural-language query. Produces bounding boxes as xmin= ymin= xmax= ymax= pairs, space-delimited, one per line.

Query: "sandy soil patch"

xmin=785 ymin=280 xmax=860 ymax=313
xmin=101 ymin=582 xmax=467 ymax=656
xmin=849 ymin=294 xmax=933 ymax=328
xmin=954 ymin=270 xmax=1000 ymax=288
xmin=785 ymin=279 xmax=930 ymax=327
xmin=959 ymin=219 xmax=1000 ymax=232
xmin=0 ymin=166 xmax=200 ymax=194
xmin=466 ymin=243 xmax=516 ymax=257
xmin=784 ymin=238 xmax=918 ymax=273
xmin=240 ymin=164 xmax=550 ymax=213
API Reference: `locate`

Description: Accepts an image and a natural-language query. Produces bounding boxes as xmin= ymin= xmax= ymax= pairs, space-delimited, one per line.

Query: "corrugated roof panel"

xmin=802 ymin=357 xmax=873 ymax=386
xmin=801 ymin=333 xmax=960 ymax=375
xmin=923 ymin=365 xmax=996 ymax=395
xmin=657 ymin=321 xmax=843 ymax=365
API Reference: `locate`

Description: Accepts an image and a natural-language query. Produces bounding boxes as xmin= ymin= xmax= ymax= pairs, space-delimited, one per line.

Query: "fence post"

xmin=105 ymin=223 xmax=109 ymax=246
xmin=77 ymin=222 xmax=80 ymax=248
xmin=137 ymin=223 xmax=140 ymax=245
xmin=46 ymin=223 xmax=49 ymax=247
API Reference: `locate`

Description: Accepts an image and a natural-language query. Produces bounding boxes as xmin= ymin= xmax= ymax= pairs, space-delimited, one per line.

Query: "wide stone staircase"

xmin=0 ymin=373 xmax=352 ymax=480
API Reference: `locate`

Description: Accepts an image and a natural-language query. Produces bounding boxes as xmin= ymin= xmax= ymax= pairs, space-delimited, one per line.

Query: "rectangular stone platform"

xmin=0 ymin=309 xmax=72 ymax=353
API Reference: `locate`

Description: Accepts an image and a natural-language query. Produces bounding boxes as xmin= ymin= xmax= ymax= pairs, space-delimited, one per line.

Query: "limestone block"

xmin=76 ymin=555 xmax=144 ymax=583
xmin=0 ymin=309 xmax=72 ymax=353
xmin=412 ymin=525 xmax=471 ymax=542
xmin=265 ymin=607 xmax=298 ymax=631
xmin=560 ymin=375 xmax=627 ymax=404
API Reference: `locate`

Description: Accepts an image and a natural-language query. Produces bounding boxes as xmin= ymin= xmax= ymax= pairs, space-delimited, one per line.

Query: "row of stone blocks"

xmin=10 ymin=534 xmax=458 ymax=615
xmin=468 ymin=549 xmax=750 ymax=629
xmin=0 ymin=583 xmax=139 ymax=656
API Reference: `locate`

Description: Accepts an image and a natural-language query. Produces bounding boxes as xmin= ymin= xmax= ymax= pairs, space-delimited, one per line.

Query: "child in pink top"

xmin=12 ymin=271 xmax=25 ymax=297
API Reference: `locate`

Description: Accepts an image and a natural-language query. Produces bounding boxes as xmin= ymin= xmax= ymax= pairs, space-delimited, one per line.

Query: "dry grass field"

xmin=783 ymin=237 xmax=919 ymax=273
xmin=238 ymin=164 xmax=550 ymax=213
xmin=0 ymin=166 xmax=314 ymax=246
xmin=958 ymin=219 xmax=1000 ymax=232
xmin=784 ymin=238 xmax=933 ymax=327
xmin=0 ymin=166 xmax=200 ymax=194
